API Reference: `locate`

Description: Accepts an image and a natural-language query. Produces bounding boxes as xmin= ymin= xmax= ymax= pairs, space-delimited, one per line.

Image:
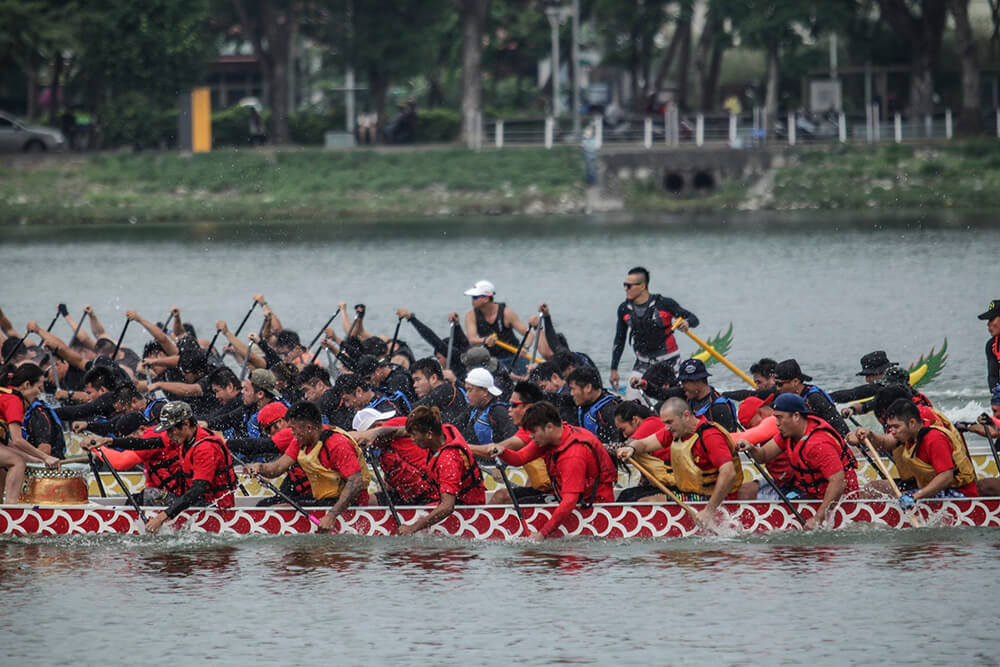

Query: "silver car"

xmin=0 ymin=111 xmax=65 ymax=152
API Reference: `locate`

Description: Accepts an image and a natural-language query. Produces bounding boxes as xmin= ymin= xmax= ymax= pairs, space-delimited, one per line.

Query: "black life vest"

xmin=475 ymin=302 xmax=520 ymax=352
xmin=23 ymin=399 xmax=66 ymax=458
xmin=622 ymin=294 xmax=679 ymax=356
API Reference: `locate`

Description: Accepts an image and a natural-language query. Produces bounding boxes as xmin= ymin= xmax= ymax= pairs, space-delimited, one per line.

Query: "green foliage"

xmin=211 ymin=106 xmax=256 ymax=148
xmin=882 ymin=143 xmax=914 ymax=163
xmin=289 ymin=108 xmax=346 ymax=145
xmin=99 ymin=91 xmax=177 ymax=148
xmin=414 ymin=108 xmax=461 ymax=143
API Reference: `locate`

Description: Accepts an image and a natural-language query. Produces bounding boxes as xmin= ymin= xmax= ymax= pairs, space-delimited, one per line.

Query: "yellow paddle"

xmin=859 ymin=436 xmax=923 ymax=528
xmin=626 ymin=455 xmax=700 ymax=522
xmin=493 ymin=339 xmax=544 ymax=364
xmin=674 ymin=318 xmax=756 ymax=388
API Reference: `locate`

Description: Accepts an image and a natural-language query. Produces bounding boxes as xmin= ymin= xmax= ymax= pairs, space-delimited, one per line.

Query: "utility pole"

xmin=571 ymin=0 xmax=580 ymax=138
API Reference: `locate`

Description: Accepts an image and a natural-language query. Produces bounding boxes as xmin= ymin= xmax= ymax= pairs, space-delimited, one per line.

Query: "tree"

xmin=592 ymin=0 xmax=672 ymax=111
xmin=692 ymin=1 xmax=730 ymax=111
xmin=877 ymin=0 xmax=947 ymax=116
xmin=947 ymin=0 xmax=982 ymax=134
xmin=231 ymin=0 xmax=302 ymax=144
xmin=459 ymin=0 xmax=490 ymax=146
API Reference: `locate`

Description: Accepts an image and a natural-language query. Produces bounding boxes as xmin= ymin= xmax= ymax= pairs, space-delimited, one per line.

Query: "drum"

xmin=19 ymin=463 xmax=89 ymax=505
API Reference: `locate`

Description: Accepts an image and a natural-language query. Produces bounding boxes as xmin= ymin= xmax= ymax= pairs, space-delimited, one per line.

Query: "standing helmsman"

xmin=980 ymin=299 xmax=1000 ymax=392
xmin=610 ymin=266 xmax=698 ymax=397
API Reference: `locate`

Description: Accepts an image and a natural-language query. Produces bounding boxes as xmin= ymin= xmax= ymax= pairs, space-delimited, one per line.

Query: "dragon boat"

xmin=3 ymin=497 xmax=999 ymax=538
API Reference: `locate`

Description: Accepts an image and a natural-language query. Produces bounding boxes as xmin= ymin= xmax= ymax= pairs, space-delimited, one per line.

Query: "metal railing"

xmin=473 ymin=106 xmax=1000 ymax=150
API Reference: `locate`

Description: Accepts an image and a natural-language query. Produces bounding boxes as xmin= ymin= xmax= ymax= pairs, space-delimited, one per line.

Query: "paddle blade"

xmin=908 ymin=338 xmax=947 ymax=389
xmin=693 ymin=323 xmax=734 ymax=367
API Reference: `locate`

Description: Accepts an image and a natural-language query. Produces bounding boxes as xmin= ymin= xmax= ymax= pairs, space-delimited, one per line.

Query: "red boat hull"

xmin=3 ymin=499 xmax=999 ymax=538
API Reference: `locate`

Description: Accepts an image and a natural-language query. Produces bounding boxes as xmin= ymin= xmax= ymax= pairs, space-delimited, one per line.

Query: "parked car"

xmin=0 ymin=111 xmax=65 ymax=152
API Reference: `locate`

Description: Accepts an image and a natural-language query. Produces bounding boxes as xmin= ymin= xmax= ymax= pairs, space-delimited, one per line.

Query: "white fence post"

xmin=996 ymin=108 xmax=1000 ymax=138
xmin=838 ymin=112 xmax=846 ymax=142
xmin=788 ymin=112 xmax=796 ymax=146
xmin=945 ymin=109 xmax=953 ymax=139
xmin=873 ymin=104 xmax=881 ymax=142
xmin=894 ymin=113 xmax=902 ymax=143
xmin=696 ymin=114 xmax=704 ymax=146
xmin=595 ymin=116 xmax=603 ymax=149
xmin=476 ymin=111 xmax=483 ymax=151
xmin=643 ymin=117 xmax=652 ymax=149
xmin=495 ymin=119 xmax=504 ymax=149
xmin=544 ymin=117 xmax=553 ymax=149
xmin=925 ymin=114 xmax=933 ymax=137
xmin=663 ymin=110 xmax=669 ymax=145
xmin=670 ymin=109 xmax=680 ymax=147
xmin=729 ymin=113 xmax=737 ymax=145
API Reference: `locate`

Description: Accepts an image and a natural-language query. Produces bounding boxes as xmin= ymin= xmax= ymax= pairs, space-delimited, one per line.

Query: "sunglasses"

xmin=623 ymin=282 xmax=642 ymax=289
xmin=510 ymin=400 xmax=529 ymax=407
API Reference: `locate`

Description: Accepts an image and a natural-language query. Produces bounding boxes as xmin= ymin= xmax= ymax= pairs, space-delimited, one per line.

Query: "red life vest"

xmin=136 ymin=427 xmax=187 ymax=495
xmin=784 ymin=416 xmax=857 ymax=498
xmin=427 ymin=424 xmax=484 ymax=505
xmin=271 ymin=429 xmax=312 ymax=497
xmin=180 ymin=428 xmax=238 ymax=509
xmin=547 ymin=425 xmax=615 ymax=507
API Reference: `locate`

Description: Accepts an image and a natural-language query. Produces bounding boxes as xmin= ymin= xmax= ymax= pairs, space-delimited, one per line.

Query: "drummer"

xmin=0 ymin=363 xmax=61 ymax=503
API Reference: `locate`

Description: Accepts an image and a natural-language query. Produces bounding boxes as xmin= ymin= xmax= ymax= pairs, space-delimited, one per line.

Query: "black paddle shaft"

xmin=87 ymin=450 xmax=107 ymax=498
xmin=846 ymin=415 xmax=889 ymax=480
xmin=506 ymin=325 xmax=533 ymax=372
xmin=387 ymin=317 xmax=403 ymax=358
xmin=230 ymin=452 xmax=319 ymax=526
xmin=493 ymin=457 xmax=527 ymax=527
xmin=980 ymin=413 xmax=1000 ymax=474
xmin=741 ymin=452 xmax=806 ymax=526
xmin=308 ymin=307 xmax=341 ymax=349
xmin=111 ymin=318 xmax=131 ymax=360
xmin=1 ymin=335 xmax=28 ymax=365
xmin=93 ymin=446 xmax=147 ymax=523
xmin=445 ymin=322 xmax=456 ymax=371
xmin=362 ymin=447 xmax=402 ymax=530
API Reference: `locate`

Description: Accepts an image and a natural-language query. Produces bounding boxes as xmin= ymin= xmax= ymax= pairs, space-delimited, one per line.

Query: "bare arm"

xmin=464 ymin=310 xmax=484 ymax=345
xmin=703 ymin=461 xmax=736 ymax=514
xmin=64 ymin=309 xmax=95 ymax=349
xmin=913 ymin=468 xmax=955 ymax=500
xmin=88 ymin=307 xmax=107 ymax=340
xmin=399 ymin=492 xmax=456 ymax=535
xmin=0 ymin=307 xmax=20 ymax=338
xmin=149 ymin=380 xmax=203 ymax=397
xmin=128 ymin=310 xmax=178 ymax=356
xmin=319 ymin=473 xmax=364 ymax=531
xmin=809 ymin=470 xmax=845 ymax=529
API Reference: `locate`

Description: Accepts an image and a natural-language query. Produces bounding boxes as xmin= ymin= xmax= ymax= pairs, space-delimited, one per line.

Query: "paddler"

xmin=676 ymin=358 xmax=740 ymax=433
xmin=244 ymin=400 xmax=369 ymax=532
xmin=462 ymin=279 xmax=533 ymax=366
xmin=733 ymin=394 xmax=801 ymax=501
xmin=351 ymin=407 xmax=439 ymax=506
xmin=463 ymin=368 xmax=516 ymax=445
xmin=774 ymin=359 xmax=850 ymax=436
xmin=0 ymin=363 xmax=61 ymax=503
xmin=410 ymin=357 xmax=470 ymax=426
xmin=868 ymin=399 xmax=979 ymax=507
xmin=612 ymin=400 xmax=672 ymax=502
xmin=617 ymin=397 xmax=741 ymax=526
xmin=610 ymin=266 xmax=698 ymax=397
xmin=142 ymin=401 xmax=239 ymax=533
xmin=739 ymin=394 xmax=857 ymax=530
xmin=567 ymin=367 xmax=621 ymax=444
xmin=466 ymin=381 xmax=553 ymax=504
xmin=980 ymin=299 xmax=1000 ymax=392
xmin=492 ymin=401 xmax=616 ymax=539
xmin=392 ymin=405 xmax=486 ymax=535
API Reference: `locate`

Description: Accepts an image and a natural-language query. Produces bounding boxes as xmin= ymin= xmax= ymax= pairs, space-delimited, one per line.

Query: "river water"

xmin=3 ymin=212 xmax=1000 ymax=663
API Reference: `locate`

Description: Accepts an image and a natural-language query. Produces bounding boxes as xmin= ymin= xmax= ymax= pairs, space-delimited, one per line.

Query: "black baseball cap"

xmin=978 ymin=300 xmax=1000 ymax=320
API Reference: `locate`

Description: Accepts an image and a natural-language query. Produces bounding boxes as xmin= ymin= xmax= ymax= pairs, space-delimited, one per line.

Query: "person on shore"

xmin=610 ymin=266 xmax=699 ymax=399
xmin=395 ymin=406 xmax=486 ymax=536
xmin=617 ymin=397 xmax=741 ymax=526
xmin=567 ymin=367 xmax=621 ymax=444
xmin=492 ymin=402 xmax=616 ymax=540
xmin=870 ymin=399 xmax=979 ymax=506
xmin=143 ymin=402 xmax=239 ymax=533
xmin=463 ymin=368 xmax=516 ymax=446
xmin=739 ymin=394 xmax=857 ymax=530
xmin=244 ymin=401 xmax=369 ymax=532
xmin=774 ymin=359 xmax=850 ymax=436
xmin=0 ymin=363 xmax=61 ymax=502
xmin=980 ymin=299 xmax=1000 ymax=392
xmin=410 ymin=357 xmax=469 ymax=427
xmin=462 ymin=280 xmax=532 ymax=367
xmin=676 ymin=358 xmax=740 ymax=433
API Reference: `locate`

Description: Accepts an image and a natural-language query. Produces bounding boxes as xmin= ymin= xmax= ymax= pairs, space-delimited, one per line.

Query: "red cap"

xmin=737 ymin=394 xmax=774 ymax=428
xmin=257 ymin=402 xmax=288 ymax=428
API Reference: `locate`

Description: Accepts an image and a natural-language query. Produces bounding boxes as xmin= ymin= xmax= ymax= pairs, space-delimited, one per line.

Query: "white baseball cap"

xmin=352 ymin=407 xmax=396 ymax=431
xmin=465 ymin=367 xmax=502 ymax=396
xmin=463 ymin=280 xmax=496 ymax=298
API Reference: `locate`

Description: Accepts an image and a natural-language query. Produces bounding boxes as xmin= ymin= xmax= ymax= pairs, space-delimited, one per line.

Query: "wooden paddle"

xmin=626 ymin=455 xmax=700 ymax=523
xmin=858 ymin=436 xmax=923 ymax=527
xmin=493 ymin=339 xmax=544 ymax=364
xmin=674 ymin=318 xmax=756 ymax=388
xmin=231 ymin=452 xmax=321 ymax=527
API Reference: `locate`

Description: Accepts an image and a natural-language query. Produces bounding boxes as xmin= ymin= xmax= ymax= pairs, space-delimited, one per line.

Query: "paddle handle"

xmin=677 ymin=320 xmax=756 ymax=388
xmin=493 ymin=339 xmax=543 ymax=364
xmin=626 ymin=455 xmax=699 ymax=521
xmin=861 ymin=437 xmax=923 ymax=527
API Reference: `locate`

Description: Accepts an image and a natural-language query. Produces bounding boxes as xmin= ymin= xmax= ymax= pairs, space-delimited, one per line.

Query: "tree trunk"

xmin=26 ymin=67 xmax=38 ymax=121
xmin=948 ymin=0 xmax=983 ymax=134
xmin=704 ymin=40 xmax=724 ymax=111
xmin=764 ymin=42 xmax=779 ymax=134
xmin=878 ymin=0 xmax=947 ymax=117
xmin=460 ymin=0 xmax=490 ymax=147
xmin=50 ymin=52 xmax=63 ymax=125
xmin=370 ymin=69 xmax=388 ymax=143
xmin=675 ymin=18 xmax=692 ymax=111
xmin=652 ymin=16 xmax=688 ymax=98
xmin=692 ymin=12 xmax=717 ymax=112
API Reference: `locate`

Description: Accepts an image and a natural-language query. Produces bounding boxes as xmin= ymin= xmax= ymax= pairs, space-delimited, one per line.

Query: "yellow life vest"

xmin=671 ymin=421 xmax=743 ymax=496
xmin=892 ymin=424 xmax=977 ymax=490
xmin=297 ymin=427 xmax=371 ymax=501
xmin=632 ymin=451 xmax=675 ymax=488
xmin=523 ymin=457 xmax=552 ymax=492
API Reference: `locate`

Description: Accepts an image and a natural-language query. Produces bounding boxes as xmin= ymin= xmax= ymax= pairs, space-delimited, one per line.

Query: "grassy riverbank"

xmin=2 ymin=140 xmax=1000 ymax=223
xmin=0 ymin=147 xmax=584 ymax=224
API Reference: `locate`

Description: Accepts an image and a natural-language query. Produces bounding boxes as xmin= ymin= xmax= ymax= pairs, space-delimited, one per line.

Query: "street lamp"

xmin=544 ymin=1 xmax=572 ymax=117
